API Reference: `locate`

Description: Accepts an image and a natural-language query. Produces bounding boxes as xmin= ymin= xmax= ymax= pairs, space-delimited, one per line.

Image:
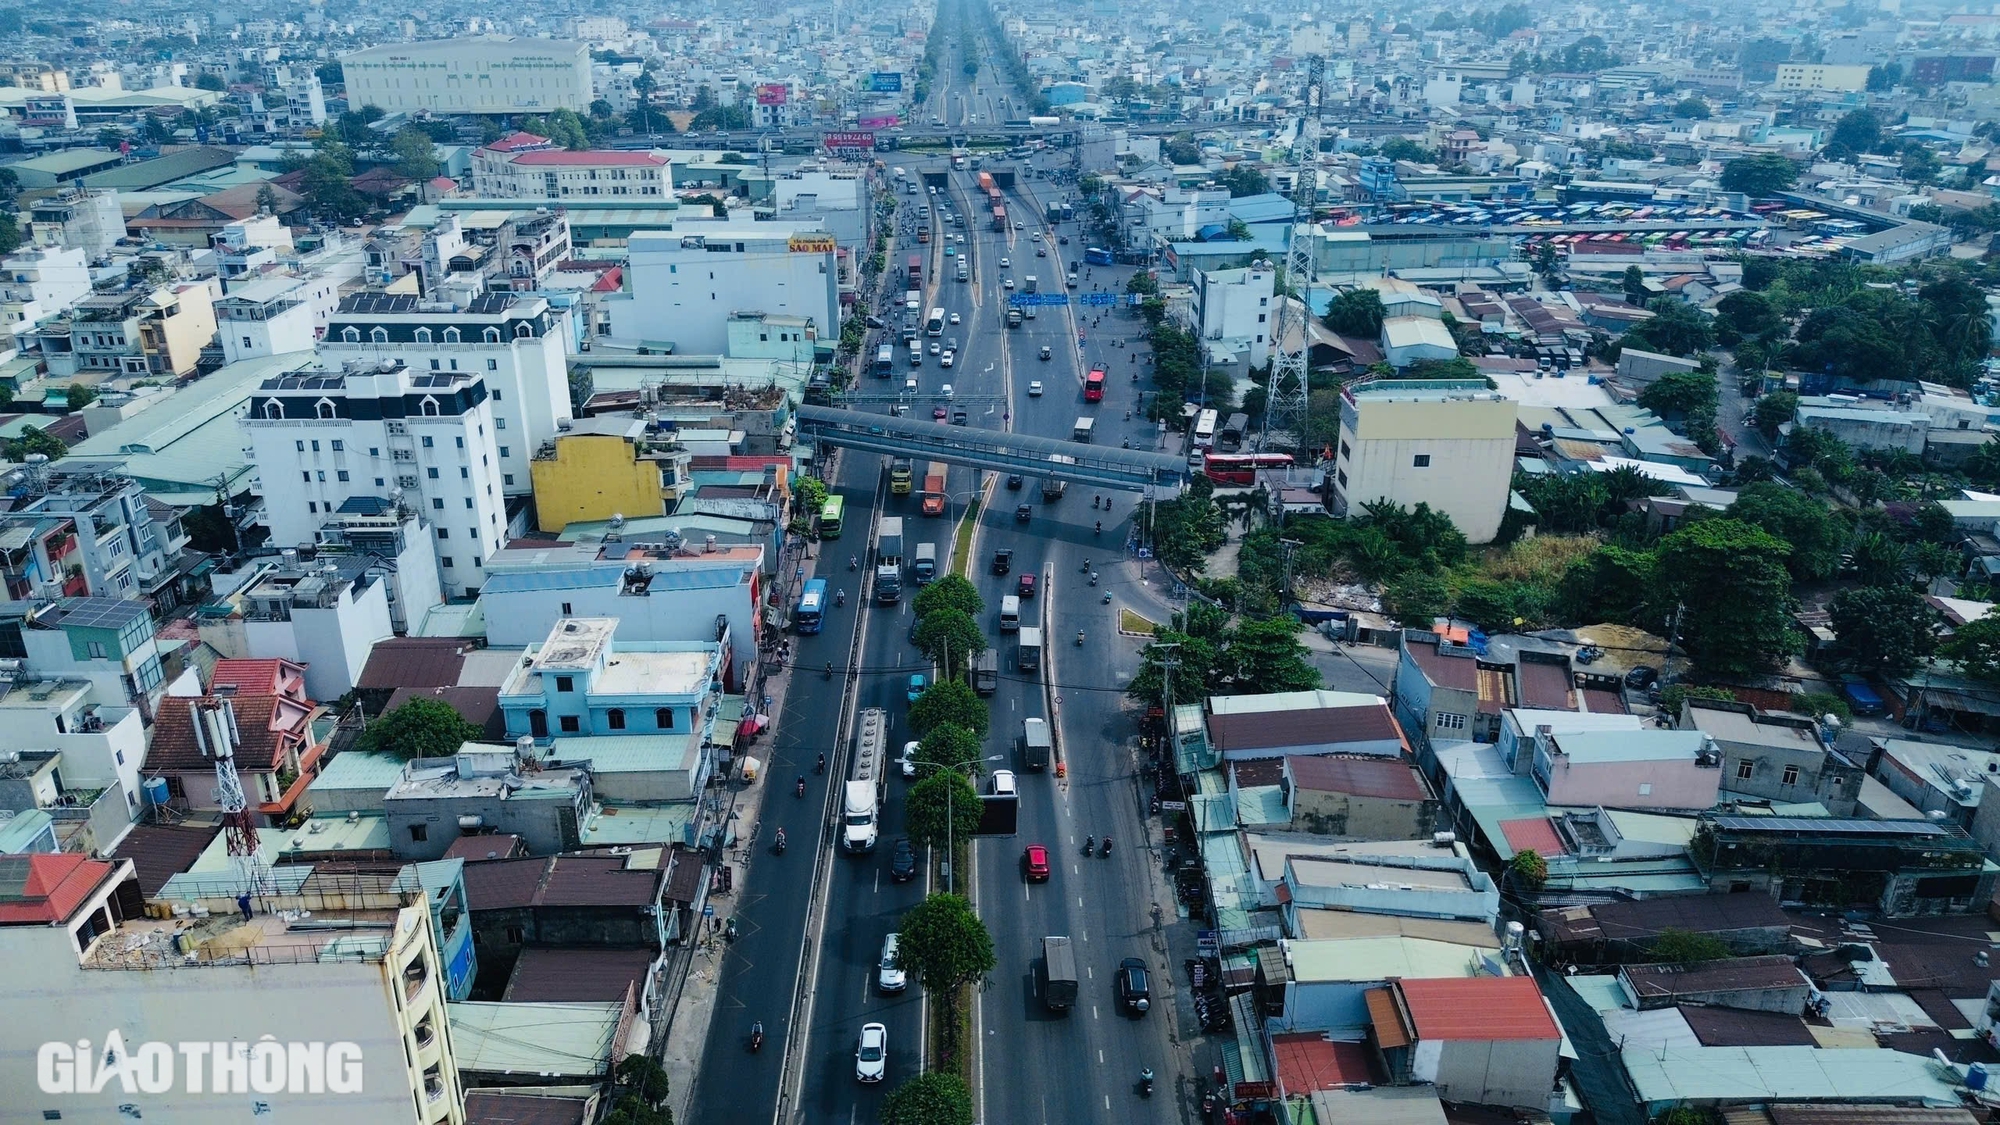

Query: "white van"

xmin=999 ymin=595 xmax=1021 ymax=633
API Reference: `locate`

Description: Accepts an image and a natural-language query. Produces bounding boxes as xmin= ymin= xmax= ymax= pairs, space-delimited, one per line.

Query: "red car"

xmin=1023 ymin=844 xmax=1051 ymax=882
xmin=932 ymin=405 xmax=948 ymax=420
xmin=1017 ymin=573 xmax=1036 ymax=599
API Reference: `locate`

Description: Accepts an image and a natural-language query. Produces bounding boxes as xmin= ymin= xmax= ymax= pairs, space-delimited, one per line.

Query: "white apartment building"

xmin=242 ymin=362 xmax=509 ymax=598
xmin=469 ymin=146 xmax=672 ymax=200
xmin=215 ymin=276 xmax=323 ymax=363
xmin=603 ymin=226 xmax=840 ymax=354
xmin=28 ymin=188 xmax=124 ymax=259
xmin=198 ymin=555 xmax=396 ymax=701
xmin=316 ymin=292 xmax=573 ymax=496
xmin=1 ymin=245 xmax=90 ymax=349
xmin=1188 ymin=262 xmax=1276 ymax=368
xmin=0 ymin=675 xmax=146 ymax=820
xmin=277 ymin=72 xmax=328 ymax=127
xmin=0 ymin=855 xmax=465 ymax=1125
xmin=1331 ymin=378 xmax=1517 ymax=544
xmin=340 ymin=37 xmax=592 ymax=116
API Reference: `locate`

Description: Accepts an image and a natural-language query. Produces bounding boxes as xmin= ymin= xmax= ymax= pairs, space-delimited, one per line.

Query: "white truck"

xmin=875 ymin=516 xmax=905 ymax=604
xmin=912 ymin=542 xmax=938 ymax=585
xmin=843 ymin=708 xmax=890 ymax=853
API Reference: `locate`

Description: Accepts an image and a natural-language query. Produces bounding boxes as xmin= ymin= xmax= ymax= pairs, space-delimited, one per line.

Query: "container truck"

xmin=972 ymin=650 xmax=998 ymax=695
xmin=912 ymin=542 xmax=937 ymax=584
xmin=1022 ymin=716 xmax=1051 ymax=770
xmin=843 ymin=708 xmax=889 ymax=853
xmin=1023 ymin=275 xmax=1039 ymax=294
xmin=874 ymin=516 xmax=904 ymax=604
xmin=1006 ymin=308 xmax=1023 ymax=328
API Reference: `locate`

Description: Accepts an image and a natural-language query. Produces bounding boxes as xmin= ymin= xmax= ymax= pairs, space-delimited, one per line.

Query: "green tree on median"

xmin=904 ymin=770 xmax=982 ymax=853
xmin=908 ymin=679 xmax=989 ymax=739
xmin=913 ymin=574 xmax=983 ymax=620
xmin=882 ymin=1073 xmax=974 ymax=1125
xmin=915 ymin=608 xmax=987 ymax=676
xmin=897 ymin=893 xmax=995 ymax=1066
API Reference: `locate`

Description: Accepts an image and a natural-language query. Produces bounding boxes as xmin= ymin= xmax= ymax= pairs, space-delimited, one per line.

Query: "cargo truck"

xmin=1041 ymin=477 xmax=1067 ymax=501
xmin=921 ymin=468 xmax=947 ymax=516
xmin=1041 ymin=936 xmax=1078 ymax=1011
xmin=843 ymin=708 xmax=889 ymax=853
xmin=890 ymin=459 xmax=913 ymax=494
xmin=1022 ymin=716 xmax=1051 ymax=770
xmin=1017 ymin=626 xmax=1042 ymax=672
xmin=1006 ymin=308 xmax=1023 ymax=328
xmin=874 ymin=516 xmax=904 ymax=604
xmin=912 ymin=542 xmax=937 ymax=584
xmin=972 ymin=650 xmax=998 ymax=695
xmin=1024 ymin=275 xmax=1039 ymax=294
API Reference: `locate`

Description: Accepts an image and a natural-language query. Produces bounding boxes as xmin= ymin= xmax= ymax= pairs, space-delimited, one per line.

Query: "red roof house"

xmin=1371 ymin=976 xmax=1564 ymax=1110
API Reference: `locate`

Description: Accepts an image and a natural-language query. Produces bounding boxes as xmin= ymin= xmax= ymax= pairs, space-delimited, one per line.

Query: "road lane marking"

xmin=1091 ymin=1005 xmax=1099 ymax=1020
xmin=1098 ymin=1049 xmax=1105 ymax=1065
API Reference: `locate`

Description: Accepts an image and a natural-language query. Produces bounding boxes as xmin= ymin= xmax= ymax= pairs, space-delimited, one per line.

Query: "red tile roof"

xmin=358 ymin=638 xmax=472 ymax=691
xmin=1288 ymin=755 xmax=1428 ymax=800
xmin=147 ymin=695 xmax=315 ymax=772
xmin=1207 ymin=704 xmax=1401 ymax=753
xmin=509 ymin=150 xmax=666 ymax=166
xmin=1396 ymin=977 xmax=1559 ymax=1041
xmin=589 ymin=266 xmax=624 ymax=293
xmin=0 ymin=854 xmax=121 ymax=925
xmin=484 ymin=131 xmax=552 ymax=153
xmin=1499 ymin=817 xmax=1565 ymax=857
xmin=1407 ymin=637 xmax=1478 ymax=691
xmin=210 ymin=658 xmax=308 ymax=700
xmin=1272 ymin=1033 xmax=1375 ymax=1094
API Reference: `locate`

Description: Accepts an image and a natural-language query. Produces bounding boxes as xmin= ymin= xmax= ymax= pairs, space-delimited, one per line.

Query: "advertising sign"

xmin=823 ymin=131 xmax=876 ymax=150
xmin=787 ymin=234 xmax=838 ymax=254
xmin=755 ymin=83 xmax=789 ymax=106
xmin=869 ymin=71 xmax=904 ymax=92
xmin=858 ymin=115 xmax=901 ymax=129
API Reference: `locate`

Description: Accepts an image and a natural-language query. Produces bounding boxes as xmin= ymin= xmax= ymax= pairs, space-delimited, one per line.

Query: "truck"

xmin=1006 ymin=308 xmax=1023 ymax=328
xmin=1017 ymin=626 xmax=1043 ymax=673
xmin=921 ymin=468 xmax=947 ymax=516
xmin=1072 ymin=417 xmax=1095 ymax=443
xmin=1041 ymin=935 xmax=1078 ymax=1011
xmin=874 ymin=516 xmax=904 ymax=604
xmin=1023 ymin=275 xmax=1039 ymax=295
xmin=912 ymin=542 xmax=937 ymax=584
xmin=971 ymin=650 xmax=999 ymax=695
xmin=1022 ymin=716 xmax=1051 ymax=770
xmin=843 ymin=708 xmax=889 ymax=853
xmin=1041 ymin=477 xmax=1067 ymax=501
xmin=890 ymin=458 xmax=913 ymax=495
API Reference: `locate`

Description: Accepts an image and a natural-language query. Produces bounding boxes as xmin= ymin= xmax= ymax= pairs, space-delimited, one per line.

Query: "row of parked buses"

xmin=1521 ymin=228 xmax=1767 ymax=252
xmin=1379 ymin=200 xmax=1747 ymax=227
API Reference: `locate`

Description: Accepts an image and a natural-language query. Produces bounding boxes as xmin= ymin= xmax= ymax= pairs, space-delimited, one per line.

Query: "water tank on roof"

xmin=143 ymin=777 xmax=171 ymax=806
xmin=1970 ymin=1063 xmax=1990 ymax=1092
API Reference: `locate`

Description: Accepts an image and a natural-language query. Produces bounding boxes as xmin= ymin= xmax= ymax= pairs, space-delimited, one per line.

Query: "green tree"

xmin=1719 ymin=153 xmax=1799 ymax=196
xmin=1944 ymin=616 xmax=2000 ymax=682
xmin=1725 ymin=481 xmax=1845 ymax=581
xmin=1827 ymin=108 xmax=1884 ymax=156
xmin=255 ymin=183 xmax=280 ymax=216
xmin=904 ymin=769 xmax=981 ymax=852
xmin=1162 ymin=133 xmax=1202 ymax=164
xmin=63 ymin=384 xmax=98 ymax=411
xmin=1127 ymin=270 xmax=1159 ymax=297
xmin=1902 ymin=143 xmax=1941 ymax=185
xmin=1323 ymin=288 xmax=1387 ymax=338
xmin=1866 ymin=62 xmax=1903 ymax=91
xmin=357 ymin=697 xmax=481 ymax=760
xmin=913 ymin=574 xmax=983 ymax=620
xmin=1752 ymin=391 xmax=1799 ymax=440
xmin=0 ymin=426 xmax=66 ymax=463
xmin=881 ymin=1073 xmax=975 ymax=1125
xmin=908 ymin=679 xmax=988 ymax=739
xmin=1558 ymin=544 xmax=1656 ymax=625
xmin=1674 ymin=97 xmax=1711 ymax=120
xmin=1384 ymin=572 xmax=1451 ymax=627
xmin=1636 ymin=368 xmax=1718 ymax=437
xmin=194 ymin=72 xmax=227 ymax=92
xmin=897 ymin=893 xmax=995 ymax=1063
xmin=1650 ymin=518 xmax=1801 ymax=677
xmin=1377 ymin=138 xmax=1437 ymax=164
xmin=1622 ymin=265 xmax=1647 ymax=305
xmin=300 ymin=155 xmax=364 ymax=220
xmin=1624 ymin=300 xmax=1715 ymax=357
xmin=914 ymin=608 xmax=987 ymax=675
xmin=1715 ymin=290 xmax=1783 ymax=342
xmin=1126 ymin=630 xmax=1221 ymax=707
xmin=1510 ymin=849 xmax=1548 ymax=890
xmin=316 ymin=61 xmax=344 ymax=87
xmin=1225 ymin=617 xmax=1322 ymax=693
xmin=1220 ymin=164 xmax=1269 ymax=197
xmin=1649 ymin=928 xmax=1731 ymax=964
xmin=914 ymin=723 xmax=981 ymax=777
xmin=567 ymin=366 xmax=595 ymax=414
xmin=390 ymin=126 xmax=440 ymax=181
xmin=1845 ymin=530 xmax=1909 ymax=588
xmin=1829 ymin=585 xmax=1938 ymax=676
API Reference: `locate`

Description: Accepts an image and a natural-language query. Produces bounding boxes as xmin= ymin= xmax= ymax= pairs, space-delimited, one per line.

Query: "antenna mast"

xmin=1262 ymin=46 xmax=1324 ymax=452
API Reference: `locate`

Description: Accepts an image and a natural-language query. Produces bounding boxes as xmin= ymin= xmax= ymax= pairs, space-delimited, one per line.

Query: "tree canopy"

xmin=881 ymin=1073 xmax=974 ymax=1125
xmin=358 ymin=697 xmax=481 ymax=760
xmin=1649 ymin=519 xmax=1800 ymax=677
xmin=907 ymin=679 xmax=988 ymax=739
xmin=1322 ymin=288 xmax=1386 ymax=339
xmin=904 ymin=769 xmax=981 ymax=853
xmin=1719 ymin=153 xmax=1799 ymax=197
xmin=913 ymin=575 xmax=983 ymax=620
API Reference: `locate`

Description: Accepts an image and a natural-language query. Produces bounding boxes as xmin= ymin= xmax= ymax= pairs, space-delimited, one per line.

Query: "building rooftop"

xmin=1287 ymin=755 xmax=1428 ymax=800
xmin=1548 ymin=729 xmax=1709 ymax=763
xmin=1620 ymin=956 xmax=1807 ymax=1002
xmin=461 ymin=852 xmax=663 ymax=911
xmin=107 ymin=824 xmax=221 ymax=897
xmin=1399 ymin=975 xmax=1559 ymax=1041
xmin=1620 ymin=1045 xmax=1963 ymax=1107
xmin=463 ymin=1093 xmax=590 ymax=1125
xmin=528 ymin=617 xmax=618 ymax=672
xmin=448 ymin=1000 xmax=619 ymax=1080
xmin=1285 ymin=936 xmax=1504 ymax=983
xmin=1208 ymin=703 xmax=1400 ymax=753
xmin=358 ymin=638 xmax=476 ymax=691
xmin=502 ymin=946 xmax=655 ymax=1004
xmin=0 ymin=853 xmax=123 ymax=924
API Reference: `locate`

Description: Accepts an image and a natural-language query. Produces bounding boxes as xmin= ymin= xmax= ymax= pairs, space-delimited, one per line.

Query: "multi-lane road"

xmin=687 ymin=39 xmax=1187 ymax=1125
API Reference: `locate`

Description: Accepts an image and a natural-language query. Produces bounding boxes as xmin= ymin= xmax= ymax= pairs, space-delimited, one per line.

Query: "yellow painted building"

xmin=529 ymin=417 xmax=692 ymax=532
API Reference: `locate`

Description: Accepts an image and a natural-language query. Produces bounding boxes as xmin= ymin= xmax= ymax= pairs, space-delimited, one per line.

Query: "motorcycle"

xmin=795 ymin=776 xmax=807 ymax=799
xmin=1089 ymin=571 xmax=1099 ymax=586
xmin=1102 ymin=592 xmax=1112 ymax=605
xmin=1076 ymin=630 xmax=1085 ymax=646
xmin=815 ymin=753 xmax=826 ymax=774
xmin=750 ymin=1023 xmax=765 ymax=1052
xmin=1083 ymin=836 xmax=1095 ymax=856
xmin=1102 ymin=837 xmax=1114 ymax=856
xmin=774 ymin=831 xmax=788 ymax=855
xmin=1140 ymin=1069 xmax=1154 ymax=1097
xmin=1094 ymin=522 xmax=1102 ymax=536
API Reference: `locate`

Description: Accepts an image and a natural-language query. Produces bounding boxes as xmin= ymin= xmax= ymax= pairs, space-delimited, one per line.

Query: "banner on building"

xmin=787 ymin=234 xmax=838 ymax=254
xmin=857 ymin=115 xmax=900 ymax=129
xmin=755 ymin=83 xmax=789 ymax=106
xmin=823 ymin=131 xmax=876 ymax=151
xmin=868 ymin=72 xmax=903 ymax=92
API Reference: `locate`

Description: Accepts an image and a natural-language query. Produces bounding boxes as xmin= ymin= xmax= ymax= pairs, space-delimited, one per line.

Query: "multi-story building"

xmin=1331 ymin=379 xmax=1516 ymax=544
xmin=27 ymin=187 xmax=124 ymax=259
xmin=0 ymin=512 xmax=85 ymax=603
xmin=603 ymin=226 xmax=840 ymax=354
xmin=24 ymin=283 xmax=218 ymax=379
xmin=0 ymin=853 xmax=466 ymax=1125
xmin=215 ymin=275 xmax=323 ymax=364
xmin=241 ymin=361 xmax=509 ymax=598
xmin=0 ymin=245 xmax=90 ymax=350
xmin=385 ymin=746 xmax=593 ymax=861
xmin=0 ymin=461 xmax=191 ymax=603
xmin=340 ymin=37 xmax=592 ymax=116
xmin=469 ymin=144 xmax=671 ymax=201
xmin=1678 ymin=698 xmax=1862 ymax=816
xmin=1774 ymin=63 xmax=1872 ymax=91
xmin=145 ymin=664 xmax=326 ymax=825
xmin=317 ymin=292 xmax=572 ymax=495
xmin=4 ymin=595 xmax=175 ymax=710
xmin=196 ymin=556 xmax=396 ymax=702
xmin=1186 ymin=262 xmax=1275 ymax=369
xmin=0 ymin=670 xmax=147 ymax=849
xmin=312 ymin=501 xmax=445 ymax=635
xmin=527 ymin=416 xmax=692 ymax=532
xmin=270 ymin=68 xmax=327 ymax=127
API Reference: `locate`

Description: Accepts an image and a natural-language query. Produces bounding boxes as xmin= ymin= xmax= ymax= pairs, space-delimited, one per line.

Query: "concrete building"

xmin=241 ymin=361 xmax=508 ymax=598
xmin=28 ymin=188 xmax=125 ymax=260
xmin=4 ymin=594 xmax=175 ymax=713
xmin=1206 ymin=689 xmax=1404 ymax=760
xmin=1678 ymin=698 xmax=1862 ymax=816
xmin=1380 ymin=315 xmax=1460 ymax=368
xmin=470 ymin=145 xmax=671 ymax=201
xmin=603 ymin=227 xmax=840 ymax=355
xmin=0 ymin=853 xmax=465 ymax=1125
xmin=1248 ymin=836 xmax=1499 ymax=924
xmin=1187 ymin=263 xmax=1276 ymax=368
xmin=214 ymin=275 xmax=323 ymax=364
xmin=527 ymin=416 xmax=693 ymax=532
xmin=1373 ymin=976 xmax=1563 ymax=1112
xmin=1281 ymin=755 xmax=1436 ymax=840
xmin=0 ymin=461 xmax=192 ymax=605
xmin=0 ymin=673 xmax=146 ymax=848
xmin=1774 ymin=64 xmax=1872 ymax=91
xmin=1790 ymin=399 xmax=1930 ymax=457
xmin=1332 ymin=380 xmax=1516 ymax=544
xmin=499 ymin=616 xmax=723 ymax=747
xmin=311 ymin=501 xmax=446 ymax=635
xmin=318 ymin=292 xmax=574 ymax=496
xmin=24 ymin=283 xmax=217 ymax=379
xmin=1690 ymin=814 xmax=1997 ymax=916
xmin=340 ymin=37 xmax=592 ymax=116
xmin=1617 ymin=956 xmax=1812 ymax=1014
xmin=196 ymin=556 xmax=396 ymax=702
xmin=385 ymin=745 xmax=592 ymax=861
xmin=0 ymin=245 xmax=91 ymax=350
xmin=1530 ymin=728 xmax=1723 ymax=811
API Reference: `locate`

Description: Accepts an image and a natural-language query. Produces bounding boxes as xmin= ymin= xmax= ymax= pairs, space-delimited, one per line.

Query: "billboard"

xmin=869 ymin=71 xmax=903 ymax=92
xmin=755 ymin=83 xmax=789 ymax=106
xmin=823 ymin=131 xmax=876 ymax=150
xmin=858 ymin=115 xmax=901 ymax=129
xmin=787 ymin=234 xmax=838 ymax=255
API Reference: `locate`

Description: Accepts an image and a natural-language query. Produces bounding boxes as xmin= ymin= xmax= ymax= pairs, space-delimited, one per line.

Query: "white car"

xmin=990 ymin=769 xmax=1017 ymax=797
xmin=1003 ymin=278 xmax=1015 ymax=290
xmin=878 ymin=934 xmax=907 ymax=992
xmin=929 ymin=341 xmax=941 ymax=355
xmin=898 ymin=740 xmax=920 ymax=778
xmin=940 ymin=383 xmax=954 ymax=398
xmin=941 ymin=350 xmax=955 ymax=367
xmin=1014 ymin=221 xmax=1024 ymax=230
xmin=1000 ymin=257 xmax=1011 ymax=268
xmin=1027 ymin=380 xmax=1043 ymax=396
xmin=904 ymin=377 xmax=919 ymax=393
xmin=856 ymin=1023 xmax=888 ymax=1083
xmin=1031 ymin=232 xmax=1043 ymax=242
xmin=949 ymin=312 xmax=962 ymax=325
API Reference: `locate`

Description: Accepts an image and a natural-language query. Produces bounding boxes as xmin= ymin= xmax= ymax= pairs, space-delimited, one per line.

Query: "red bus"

xmin=1202 ymin=453 xmax=1294 ymax=485
xmin=992 ymin=205 xmax=1007 ymax=231
xmin=1084 ymin=367 xmax=1106 ymax=402
xmin=906 ymin=255 xmax=922 ymax=287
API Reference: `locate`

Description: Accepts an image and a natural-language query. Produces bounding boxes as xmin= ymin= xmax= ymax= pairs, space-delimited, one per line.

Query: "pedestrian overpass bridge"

xmin=794 ymin=405 xmax=1189 ymax=493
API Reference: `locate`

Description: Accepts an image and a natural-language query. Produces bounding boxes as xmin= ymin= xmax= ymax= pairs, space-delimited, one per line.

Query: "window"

xmin=607 ymin=708 xmax=626 ymax=730
xmin=422 ymin=436 xmax=434 ymax=448
xmin=409 ymin=824 xmax=428 ymax=843
xmin=656 ymin=708 xmax=674 ymax=729
xmin=1339 ymin=441 xmax=1349 ymax=460
xmin=1782 ymin=764 xmax=1800 ymax=786
xmin=1412 ymin=454 xmax=1431 ymax=468
xmin=561 ymin=602 xmax=573 ymax=615
xmin=527 ymin=709 xmax=547 ymax=737
xmin=331 ymin=441 xmax=344 ymax=452
xmin=499 ymin=446 xmax=510 ymax=458
xmin=455 ymin=436 xmax=464 ymax=448
xmin=1434 ymin=712 xmax=1466 ymax=731
xmin=483 ymin=327 xmax=502 ymax=343
xmin=295 ymin=440 xmax=306 ymax=452
xmin=505 ymin=925 xmax=525 ymax=944
xmin=555 ymin=676 xmax=574 ymax=692
xmin=436 ymin=528 xmax=448 ymax=539
xmin=427 ymin=467 xmax=440 ymax=479
xmin=336 ymin=470 xmax=350 ymax=482
xmin=432 ymin=498 xmax=445 ymax=510
xmin=1737 ymin=760 xmax=1755 ymax=780
xmin=429 ymin=359 xmax=440 ymax=370
xmin=341 ymin=326 xmax=360 ymax=342
xmin=369 ymin=447 xmax=379 ymax=457
xmin=442 ymin=327 xmax=461 ymax=344
xmin=414 ymin=327 xmax=432 ymax=343
xmin=440 ymin=556 xmax=454 ymax=568
xmin=86 ymin=641 xmax=106 ymax=659
xmin=464 ymin=498 xmax=474 ymax=509
xmin=301 ymin=472 xmax=312 ymax=483
xmin=487 ymin=359 xmax=498 ymax=371
xmin=504 ymin=474 xmax=516 ymax=487
xmin=1637 ymin=782 xmax=1653 ymax=796
xmin=559 ymin=715 xmax=580 ymax=733
xmin=495 ymin=417 xmax=506 ymax=429
xmin=468 ymin=527 xmax=477 ymax=540
xmin=243 ymin=336 xmax=253 ymax=349
xmin=1336 ymin=469 xmax=1348 ymax=488
xmin=370 ymin=327 xmax=388 ymax=343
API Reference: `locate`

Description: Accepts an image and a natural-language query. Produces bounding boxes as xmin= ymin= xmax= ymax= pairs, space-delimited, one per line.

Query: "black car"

xmin=1625 ymin=666 xmax=1659 ymax=689
xmin=1015 ymin=504 xmax=1032 ymax=522
xmin=991 ymin=549 xmax=1013 ymax=575
xmin=1116 ymin=957 xmax=1152 ymax=1015
xmin=889 ymin=837 xmax=918 ymax=882
xmin=864 ymin=314 xmax=886 ymax=329
xmin=1006 ymin=473 xmax=1024 ymax=490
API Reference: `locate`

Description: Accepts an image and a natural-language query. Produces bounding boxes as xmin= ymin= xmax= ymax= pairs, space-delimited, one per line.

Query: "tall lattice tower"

xmin=1261 ymin=48 xmax=1324 ymax=452
xmin=195 ymin=696 xmax=267 ymax=895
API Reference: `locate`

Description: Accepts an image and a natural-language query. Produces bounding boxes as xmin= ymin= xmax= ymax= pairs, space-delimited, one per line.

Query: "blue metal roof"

xmin=480 ymin=565 xmax=629 ymax=594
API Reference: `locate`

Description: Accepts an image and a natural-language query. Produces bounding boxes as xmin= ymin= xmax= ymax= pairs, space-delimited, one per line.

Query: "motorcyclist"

xmin=1102 ymin=836 xmax=1113 ymax=855
xmin=751 ymin=1023 xmax=765 ymax=1051
xmin=775 ymin=828 xmax=788 ymax=852
xmin=824 ymin=661 xmax=834 ymax=679
xmin=1084 ymin=835 xmax=1095 ymax=856
xmin=816 ymin=752 xmax=826 ymax=774
xmin=1077 ymin=629 xmax=1086 ymax=645
xmin=836 ymin=589 xmax=846 ymax=606
xmin=1095 ymin=521 xmax=1102 ymax=535
xmin=849 ymin=554 xmax=858 ymax=570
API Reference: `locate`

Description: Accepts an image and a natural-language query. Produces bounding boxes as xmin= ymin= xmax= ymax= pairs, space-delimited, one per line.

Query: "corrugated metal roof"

xmin=1397 ymin=976 xmax=1559 ymax=1041
xmin=480 ymin=564 xmax=629 ymax=594
xmin=449 ymin=1001 xmax=619 ymax=1078
xmin=1367 ymin=987 xmax=1411 ymax=1048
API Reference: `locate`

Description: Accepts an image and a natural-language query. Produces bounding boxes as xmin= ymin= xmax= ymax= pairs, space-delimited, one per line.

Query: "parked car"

xmin=855 ymin=1023 xmax=888 ymax=1082
xmin=1116 ymin=957 xmax=1152 ymax=1015
xmin=1023 ymin=844 xmax=1051 ymax=882
xmin=878 ymin=933 xmax=907 ymax=990
xmin=889 ymin=838 xmax=918 ymax=883
xmin=1625 ymin=666 xmax=1658 ymax=689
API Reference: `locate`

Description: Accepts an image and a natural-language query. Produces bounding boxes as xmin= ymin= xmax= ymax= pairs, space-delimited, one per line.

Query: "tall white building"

xmin=339 ymin=37 xmax=592 ymax=116
xmin=242 ymin=361 xmax=509 ymax=598
xmin=0 ymin=245 xmax=91 ymax=349
xmin=604 ymin=226 xmax=840 ymax=354
xmin=1331 ymin=379 xmax=1516 ymax=544
xmin=469 ymin=146 xmax=672 ymax=200
xmin=1188 ymin=262 xmax=1276 ymax=368
xmin=318 ymin=292 xmax=573 ymax=496
xmin=215 ymin=275 xmax=322 ymax=363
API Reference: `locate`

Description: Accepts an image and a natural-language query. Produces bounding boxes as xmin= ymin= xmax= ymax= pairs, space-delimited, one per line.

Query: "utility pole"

xmin=1279 ymin=538 xmax=1301 ymax=606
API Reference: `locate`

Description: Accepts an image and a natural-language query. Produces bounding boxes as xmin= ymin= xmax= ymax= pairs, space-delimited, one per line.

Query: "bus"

xmin=1084 ymin=367 xmax=1106 ymax=402
xmin=906 ymin=255 xmax=923 ymax=287
xmin=1083 ymin=246 xmax=1114 ymax=266
xmin=796 ymin=578 xmax=829 ymax=634
xmin=819 ymin=495 xmax=847 ymax=539
xmin=1192 ymin=408 xmax=1219 ymax=450
xmin=926 ymin=307 xmax=946 ymax=337
xmin=875 ymin=345 xmax=895 ymax=377
xmin=1202 ymin=452 xmax=1294 ymax=485
xmin=1218 ymin=412 xmax=1250 ymax=451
